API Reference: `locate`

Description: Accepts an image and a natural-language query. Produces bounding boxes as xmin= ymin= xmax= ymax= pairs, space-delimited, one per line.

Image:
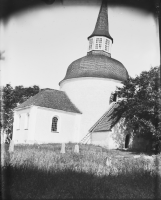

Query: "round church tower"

xmin=59 ymin=0 xmax=128 ymax=141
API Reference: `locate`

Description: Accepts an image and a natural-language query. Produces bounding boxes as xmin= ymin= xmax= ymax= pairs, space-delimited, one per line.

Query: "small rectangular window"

xmin=17 ymin=114 xmax=21 ymax=130
xmin=95 ymin=37 xmax=102 ymax=50
xmin=89 ymin=38 xmax=93 ymax=51
xmin=105 ymin=39 xmax=110 ymax=52
xmin=24 ymin=113 xmax=29 ymax=130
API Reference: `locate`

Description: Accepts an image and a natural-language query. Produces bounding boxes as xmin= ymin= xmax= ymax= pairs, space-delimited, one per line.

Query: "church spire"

xmin=87 ymin=0 xmax=113 ymax=56
xmin=88 ymin=0 xmax=113 ymax=42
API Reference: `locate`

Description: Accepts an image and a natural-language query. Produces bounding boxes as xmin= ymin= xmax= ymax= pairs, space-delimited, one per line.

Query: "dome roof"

xmin=59 ymin=54 xmax=128 ymax=85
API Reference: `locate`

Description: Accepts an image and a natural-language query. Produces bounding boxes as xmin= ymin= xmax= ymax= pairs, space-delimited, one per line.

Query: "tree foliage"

xmin=111 ymin=66 xmax=161 ymax=144
xmin=1 ymin=84 xmax=40 ymax=137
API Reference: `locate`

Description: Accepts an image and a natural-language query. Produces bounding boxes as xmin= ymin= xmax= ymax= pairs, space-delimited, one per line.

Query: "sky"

xmin=0 ymin=0 xmax=160 ymax=90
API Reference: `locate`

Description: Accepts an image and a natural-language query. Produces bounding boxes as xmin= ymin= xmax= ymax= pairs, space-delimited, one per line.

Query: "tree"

xmin=111 ymin=66 xmax=161 ymax=152
xmin=1 ymin=84 xmax=40 ymax=141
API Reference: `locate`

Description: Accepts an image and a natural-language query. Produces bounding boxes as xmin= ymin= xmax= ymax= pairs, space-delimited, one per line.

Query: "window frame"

xmin=88 ymin=38 xmax=93 ymax=51
xmin=105 ymin=38 xmax=110 ymax=52
xmin=109 ymin=92 xmax=117 ymax=104
xmin=88 ymin=36 xmax=112 ymax=53
xmin=24 ymin=113 xmax=30 ymax=130
xmin=17 ymin=114 xmax=21 ymax=130
xmin=51 ymin=116 xmax=59 ymax=133
xmin=95 ymin=37 xmax=102 ymax=50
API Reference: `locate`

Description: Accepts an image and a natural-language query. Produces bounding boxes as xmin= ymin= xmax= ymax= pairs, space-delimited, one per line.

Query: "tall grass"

xmin=1 ymin=143 xmax=161 ymax=199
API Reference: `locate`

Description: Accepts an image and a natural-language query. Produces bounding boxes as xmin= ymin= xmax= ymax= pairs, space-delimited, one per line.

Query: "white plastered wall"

xmin=12 ymin=107 xmax=33 ymax=144
xmin=13 ymin=106 xmax=81 ymax=144
xmin=34 ymin=107 xmax=81 ymax=144
xmin=60 ymin=77 xmax=122 ymax=141
xmin=91 ymin=118 xmax=133 ymax=149
xmin=91 ymin=128 xmax=124 ymax=149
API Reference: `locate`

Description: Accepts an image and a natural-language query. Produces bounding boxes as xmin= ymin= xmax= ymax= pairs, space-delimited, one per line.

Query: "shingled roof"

xmin=15 ymin=89 xmax=82 ymax=114
xmin=89 ymin=102 xmax=118 ymax=132
xmin=59 ymin=0 xmax=128 ymax=85
xmin=59 ymin=54 xmax=128 ymax=84
xmin=88 ymin=0 xmax=113 ymax=42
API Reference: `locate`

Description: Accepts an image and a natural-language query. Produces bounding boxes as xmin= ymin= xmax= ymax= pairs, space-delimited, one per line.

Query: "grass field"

xmin=1 ymin=143 xmax=161 ymax=199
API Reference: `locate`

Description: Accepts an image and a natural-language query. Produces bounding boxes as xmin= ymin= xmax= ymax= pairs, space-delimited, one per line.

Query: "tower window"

xmin=113 ymin=93 xmax=117 ymax=102
xmin=51 ymin=117 xmax=58 ymax=132
xmin=89 ymin=38 xmax=93 ymax=51
xmin=95 ymin=38 xmax=102 ymax=50
xmin=105 ymin=39 xmax=110 ymax=52
xmin=109 ymin=92 xmax=117 ymax=104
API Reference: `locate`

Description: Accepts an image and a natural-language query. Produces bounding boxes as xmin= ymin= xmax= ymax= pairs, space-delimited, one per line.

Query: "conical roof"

xmin=88 ymin=0 xmax=113 ymax=43
xmin=59 ymin=0 xmax=128 ymax=85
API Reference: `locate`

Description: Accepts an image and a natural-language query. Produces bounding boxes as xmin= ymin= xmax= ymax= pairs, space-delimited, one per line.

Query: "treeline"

xmin=0 ymin=66 xmax=161 ymax=152
xmin=111 ymin=66 xmax=161 ymax=152
xmin=0 ymin=84 xmax=40 ymax=136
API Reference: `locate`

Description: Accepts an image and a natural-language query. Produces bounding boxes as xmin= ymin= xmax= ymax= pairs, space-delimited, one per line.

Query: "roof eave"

xmin=14 ymin=105 xmax=33 ymax=111
xmin=92 ymin=129 xmax=112 ymax=133
xmin=36 ymin=105 xmax=82 ymax=114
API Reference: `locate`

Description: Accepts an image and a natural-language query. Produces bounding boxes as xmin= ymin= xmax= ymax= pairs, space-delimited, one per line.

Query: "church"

xmin=12 ymin=0 xmax=131 ymax=149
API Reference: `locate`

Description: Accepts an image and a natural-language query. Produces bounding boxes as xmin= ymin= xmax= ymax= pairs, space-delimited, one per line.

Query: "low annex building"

xmin=13 ymin=89 xmax=81 ymax=144
xmin=12 ymin=0 xmax=137 ymax=149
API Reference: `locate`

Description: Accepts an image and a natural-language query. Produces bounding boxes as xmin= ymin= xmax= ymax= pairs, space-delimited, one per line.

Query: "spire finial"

xmin=88 ymin=0 xmax=113 ymax=43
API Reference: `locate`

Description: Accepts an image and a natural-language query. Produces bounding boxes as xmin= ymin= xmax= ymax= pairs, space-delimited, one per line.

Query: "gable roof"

xmin=15 ymin=89 xmax=82 ymax=114
xmin=89 ymin=102 xmax=118 ymax=132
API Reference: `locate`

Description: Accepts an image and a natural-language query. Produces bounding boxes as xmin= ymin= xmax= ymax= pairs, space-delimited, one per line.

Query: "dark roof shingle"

xmin=59 ymin=54 xmax=128 ymax=84
xmin=15 ymin=89 xmax=82 ymax=114
xmin=89 ymin=102 xmax=118 ymax=132
xmin=88 ymin=0 xmax=113 ymax=42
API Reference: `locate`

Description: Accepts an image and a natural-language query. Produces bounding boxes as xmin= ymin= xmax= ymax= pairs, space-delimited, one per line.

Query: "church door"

xmin=125 ymin=134 xmax=130 ymax=148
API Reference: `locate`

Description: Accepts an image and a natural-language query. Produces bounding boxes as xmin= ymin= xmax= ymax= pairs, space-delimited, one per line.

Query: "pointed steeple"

xmin=59 ymin=0 xmax=128 ymax=85
xmin=88 ymin=0 xmax=113 ymax=43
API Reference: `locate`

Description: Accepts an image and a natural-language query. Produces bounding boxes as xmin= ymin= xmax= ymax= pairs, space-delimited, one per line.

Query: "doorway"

xmin=125 ymin=134 xmax=130 ymax=148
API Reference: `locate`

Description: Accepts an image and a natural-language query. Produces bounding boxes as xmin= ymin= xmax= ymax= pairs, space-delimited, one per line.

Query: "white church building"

xmin=12 ymin=0 xmax=130 ymax=149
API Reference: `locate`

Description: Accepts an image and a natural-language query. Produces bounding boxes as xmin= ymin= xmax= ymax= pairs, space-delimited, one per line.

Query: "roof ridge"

xmin=15 ymin=92 xmax=41 ymax=110
xmin=41 ymin=88 xmax=61 ymax=92
xmin=15 ymin=89 xmax=82 ymax=114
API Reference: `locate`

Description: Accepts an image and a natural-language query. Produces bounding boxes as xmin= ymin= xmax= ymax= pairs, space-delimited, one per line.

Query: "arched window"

xmin=51 ymin=117 xmax=58 ymax=132
xmin=113 ymin=93 xmax=117 ymax=102
xmin=109 ymin=92 xmax=117 ymax=104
